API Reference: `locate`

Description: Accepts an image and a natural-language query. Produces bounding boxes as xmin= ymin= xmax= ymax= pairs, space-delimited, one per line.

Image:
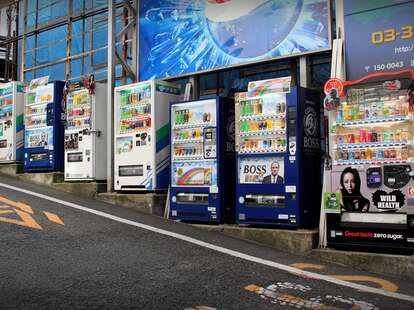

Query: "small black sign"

xmin=372 ymin=189 xmax=405 ymax=210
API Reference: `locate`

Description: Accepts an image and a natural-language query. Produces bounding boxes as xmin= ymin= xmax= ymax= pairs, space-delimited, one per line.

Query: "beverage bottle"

xmin=246 ymin=101 xmax=251 ymax=116
xmin=364 ymin=103 xmax=370 ymax=120
xmin=383 ymin=103 xmax=389 ymax=118
xmin=358 ymin=104 xmax=364 ymax=120
xmin=280 ymin=117 xmax=286 ymax=129
xmin=343 ymin=104 xmax=350 ymax=120
xmin=336 ymin=107 xmax=343 ymax=121
xmin=253 ymin=100 xmax=258 ymax=115
xmin=258 ymin=99 xmax=263 ymax=114
xmin=366 ymin=148 xmax=372 ymax=160
xmin=188 ymin=110 xmax=193 ymax=123
xmin=176 ymin=111 xmax=180 ymax=125
xmin=266 ymin=119 xmax=273 ymax=130
xmin=401 ymin=147 xmax=409 ymax=160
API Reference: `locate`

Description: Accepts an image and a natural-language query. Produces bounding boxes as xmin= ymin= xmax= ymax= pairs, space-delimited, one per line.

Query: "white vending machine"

xmin=64 ymin=82 xmax=107 ymax=181
xmin=114 ymin=80 xmax=181 ymax=191
xmin=0 ymin=82 xmax=25 ymax=163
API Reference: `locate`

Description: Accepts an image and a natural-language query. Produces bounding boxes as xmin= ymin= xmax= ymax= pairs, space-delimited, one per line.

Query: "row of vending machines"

xmin=113 ymin=77 xmax=322 ymax=227
xmin=0 ymin=80 xmax=107 ymax=181
xmin=0 ymin=76 xmax=322 ymax=229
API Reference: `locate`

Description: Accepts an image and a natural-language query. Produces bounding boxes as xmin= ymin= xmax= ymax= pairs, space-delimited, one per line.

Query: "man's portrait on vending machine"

xmin=262 ymin=161 xmax=284 ymax=184
xmin=339 ymin=167 xmax=369 ymax=212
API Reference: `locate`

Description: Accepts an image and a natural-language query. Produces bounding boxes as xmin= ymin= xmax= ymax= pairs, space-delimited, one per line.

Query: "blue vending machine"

xmin=24 ymin=81 xmax=65 ymax=172
xmin=235 ymin=77 xmax=321 ymax=228
xmin=169 ymin=98 xmax=235 ymax=223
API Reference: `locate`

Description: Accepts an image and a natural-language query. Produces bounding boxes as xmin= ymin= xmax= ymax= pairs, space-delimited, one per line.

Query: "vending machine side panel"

xmin=297 ymin=87 xmax=322 ymax=228
xmin=93 ymin=82 xmax=108 ymax=180
xmin=219 ymin=97 xmax=236 ymax=222
xmin=154 ymin=81 xmax=181 ymax=190
xmin=51 ymin=81 xmax=65 ymax=172
xmin=15 ymin=82 xmax=26 ymax=162
xmin=0 ymin=82 xmax=16 ymax=162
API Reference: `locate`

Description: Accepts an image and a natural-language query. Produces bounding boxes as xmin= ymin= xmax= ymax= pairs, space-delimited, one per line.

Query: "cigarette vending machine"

xmin=64 ymin=81 xmax=107 ymax=181
xmin=323 ymin=70 xmax=414 ymax=252
xmin=114 ymin=80 xmax=181 ymax=191
xmin=169 ymin=98 xmax=235 ymax=223
xmin=24 ymin=81 xmax=65 ymax=172
xmin=235 ymin=77 xmax=321 ymax=227
xmin=0 ymin=82 xmax=25 ymax=163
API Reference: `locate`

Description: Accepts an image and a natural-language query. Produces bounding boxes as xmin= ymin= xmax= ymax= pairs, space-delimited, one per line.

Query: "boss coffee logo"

xmin=303 ymin=105 xmax=319 ymax=150
xmin=372 ymin=189 xmax=405 ymax=210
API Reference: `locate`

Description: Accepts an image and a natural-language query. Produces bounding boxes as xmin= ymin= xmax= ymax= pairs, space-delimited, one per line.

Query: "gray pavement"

xmin=0 ymin=175 xmax=413 ymax=310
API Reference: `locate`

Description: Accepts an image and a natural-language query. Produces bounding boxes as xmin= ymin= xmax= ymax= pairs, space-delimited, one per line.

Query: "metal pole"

xmin=134 ymin=0 xmax=139 ymax=82
xmin=107 ymin=0 xmax=116 ymax=192
xmin=20 ymin=0 xmax=27 ymax=81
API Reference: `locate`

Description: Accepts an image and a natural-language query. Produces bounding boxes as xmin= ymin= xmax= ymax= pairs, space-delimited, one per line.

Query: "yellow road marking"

xmin=43 ymin=211 xmax=64 ymax=225
xmin=291 ymin=263 xmax=325 ymax=270
xmin=0 ymin=196 xmax=33 ymax=213
xmin=291 ymin=263 xmax=399 ymax=293
xmin=333 ymin=275 xmax=398 ymax=293
xmin=0 ymin=210 xmax=14 ymax=215
xmin=0 ymin=209 xmax=42 ymax=230
xmin=0 ymin=196 xmax=64 ymax=229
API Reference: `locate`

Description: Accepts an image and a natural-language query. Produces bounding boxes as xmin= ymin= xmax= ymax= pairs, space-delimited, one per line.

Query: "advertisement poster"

xmin=34 ymin=83 xmax=54 ymax=104
xmin=239 ymin=156 xmax=284 ymax=184
xmin=25 ymin=127 xmax=53 ymax=148
xmin=65 ymin=133 xmax=79 ymax=150
xmin=140 ymin=0 xmax=330 ymax=80
xmin=323 ymin=192 xmax=341 ymax=213
xmin=172 ymin=161 xmax=217 ymax=187
xmin=331 ymin=165 xmax=412 ymax=214
xmin=344 ymin=1 xmax=414 ymax=80
xmin=116 ymin=136 xmax=133 ymax=154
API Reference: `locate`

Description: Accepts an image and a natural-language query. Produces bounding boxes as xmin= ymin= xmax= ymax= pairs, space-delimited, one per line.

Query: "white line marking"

xmin=0 ymin=181 xmax=413 ymax=304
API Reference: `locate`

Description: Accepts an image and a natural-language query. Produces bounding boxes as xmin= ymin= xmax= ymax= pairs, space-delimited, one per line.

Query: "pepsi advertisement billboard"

xmin=344 ymin=0 xmax=414 ymax=80
xmin=139 ymin=0 xmax=331 ymax=80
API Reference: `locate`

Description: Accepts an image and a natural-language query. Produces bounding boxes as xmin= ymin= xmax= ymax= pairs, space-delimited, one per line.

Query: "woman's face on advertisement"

xmin=343 ymin=172 xmax=356 ymax=193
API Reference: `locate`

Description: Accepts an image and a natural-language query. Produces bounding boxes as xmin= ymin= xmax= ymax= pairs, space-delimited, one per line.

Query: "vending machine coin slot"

xmin=203 ymin=127 xmax=217 ymax=159
xmin=288 ymin=106 xmax=296 ymax=137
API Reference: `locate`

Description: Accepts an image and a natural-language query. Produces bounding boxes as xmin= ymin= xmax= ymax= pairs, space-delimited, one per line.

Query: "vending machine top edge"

xmin=235 ymin=77 xmax=321 ymax=228
xmin=323 ymin=69 xmax=414 ymax=253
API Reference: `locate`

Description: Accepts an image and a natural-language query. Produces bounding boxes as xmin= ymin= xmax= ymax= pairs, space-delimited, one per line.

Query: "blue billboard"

xmin=344 ymin=1 xmax=414 ymax=80
xmin=139 ymin=0 xmax=330 ymax=80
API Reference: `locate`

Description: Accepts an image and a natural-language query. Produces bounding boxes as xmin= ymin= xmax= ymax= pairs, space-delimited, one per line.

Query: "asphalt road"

xmin=0 ymin=175 xmax=414 ymax=310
